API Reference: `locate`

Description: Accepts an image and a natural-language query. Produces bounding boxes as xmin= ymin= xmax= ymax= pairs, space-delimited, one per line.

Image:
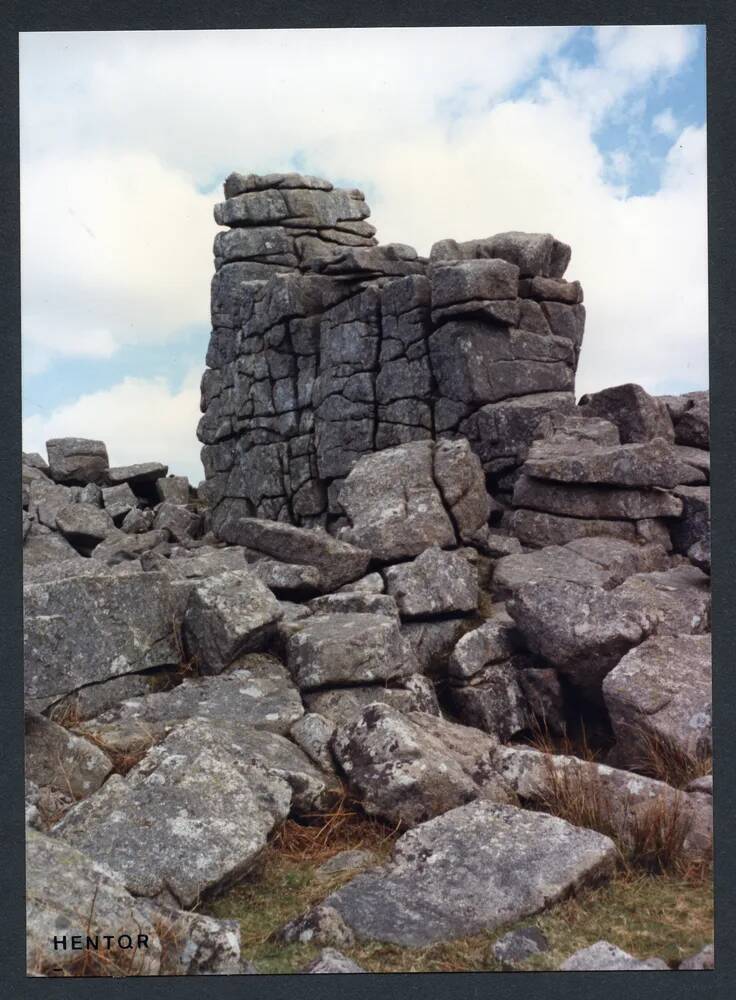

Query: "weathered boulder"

xmin=502 ymin=508 xmax=670 ymax=549
xmin=53 ymin=718 xmax=294 ymax=908
xmin=24 ymin=571 xmax=179 ymax=711
xmin=613 ymin=565 xmax=711 ymax=636
xmin=303 ymin=675 xmax=439 ymax=722
xmin=289 ymin=713 xmax=336 ymax=772
xmin=106 ymin=461 xmax=168 ymax=488
xmin=491 ymin=927 xmax=549 ymax=968
xmin=332 ymin=705 xmax=513 ymax=826
xmin=492 ymin=545 xmax=613 ymax=597
xmin=81 ymin=659 xmax=304 ymax=736
xmin=447 ymin=659 xmax=529 ymax=740
xmin=91 ymin=528 xmax=169 ymax=565
xmin=670 ymin=485 xmax=710 ymax=555
xmin=432 ymin=437 xmax=496 ymax=544
xmin=23 ymin=521 xmax=83 ymax=567
xmin=28 ymin=478 xmax=78 ymax=528
xmin=303 ymin=948 xmax=365 ymax=973
xmin=153 ymin=502 xmax=200 ymax=542
xmin=252 ymin=558 xmax=322 ymax=595
xmin=156 ymin=475 xmax=191 ymax=505
xmin=218 ymin=518 xmax=370 ymax=592
xmin=401 ymin=617 xmax=469 ymax=676
xmin=578 ymin=384 xmax=675 ymax=444
xmin=286 ymin=613 xmax=419 ymax=690
xmin=308 ymin=592 xmax=398 ymax=618
xmin=559 ymin=941 xmax=669 ymax=971
xmin=277 ymin=904 xmax=355 ymax=948
xmin=324 ymin=801 xmax=617 ymax=945
xmin=182 ymin=568 xmax=283 ymax=674
xmin=26 ymin=830 xmax=162 ymax=976
xmin=55 ymin=502 xmax=114 ymax=551
xmin=137 ymin=901 xmax=245 ymax=975
xmin=383 ymin=546 xmax=478 ymax=617
xmin=25 ymin=711 xmax=112 ymax=801
xmin=46 ymin=437 xmax=110 ymax=485
xmin=337 ymin=441 xmax=456 ymax=561
xmin=674 ymin=394 xmax=709 ymax=449
xmin=448 ymin=617 xmax=520 ymax=680
xmin=562 ymin=536 xmax=672 ymax=583
xmin=102 ymin=482 xmax=138 ymax=524
xmin=602 ymin=634 xmax=712 ymax=767
xmin=507 ymin=579 xmax=658 ymax=695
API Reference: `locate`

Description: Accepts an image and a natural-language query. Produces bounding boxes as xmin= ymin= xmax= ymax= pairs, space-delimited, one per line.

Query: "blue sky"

xmin=19 ymin=26 xmax=707 ymax=480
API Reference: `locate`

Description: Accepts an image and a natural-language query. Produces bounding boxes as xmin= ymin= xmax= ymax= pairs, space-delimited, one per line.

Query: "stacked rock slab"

xmin=198 ymin=172 xmax=585 ymax=531
xmin=501 ymin=392 xmax=706 ymax=549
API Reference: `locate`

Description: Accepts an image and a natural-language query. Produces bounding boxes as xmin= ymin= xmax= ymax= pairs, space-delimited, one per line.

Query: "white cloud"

xmin=21 ymin=152 xmax=215 ymax=369
xmin=19 ymin=26 xmax=706 ymax=475
xmin=653 ymin=107 xmax=679 ymax=136
xmin=22 ymin=369 xmax=205 ymax=482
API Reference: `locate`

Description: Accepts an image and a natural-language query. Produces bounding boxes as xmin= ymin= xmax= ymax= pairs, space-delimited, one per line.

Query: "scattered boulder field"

xmin=24 ymin=171 xmax=712 ymax=976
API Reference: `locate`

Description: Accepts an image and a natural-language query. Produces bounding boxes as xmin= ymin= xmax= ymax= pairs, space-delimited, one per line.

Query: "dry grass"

xmin=528 ymin=716 xmax=601 ymax=762
xmin=626 ymin=727 xmax=712 ymax=789
xmin=79 ymin=723 xmax=160 ymax=776
xmin=532 ymin=754 xmax=708 ymax=879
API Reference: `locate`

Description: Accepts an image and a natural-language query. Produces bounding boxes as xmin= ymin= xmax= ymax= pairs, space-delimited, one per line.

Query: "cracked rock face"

xmin=197 ymin=173 xmax=585 ymax=533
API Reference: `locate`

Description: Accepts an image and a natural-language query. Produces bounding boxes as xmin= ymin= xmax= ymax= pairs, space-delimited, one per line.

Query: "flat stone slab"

xmin=524 ymin=437 xmax=681 ymax=488
xmin=613 ymin=564 xmax=711 ymax=636
xmin=53 ymin=718 xmax=295 ymax=908
xmin=286 ymin=613 xmax=419 ymax=690
xmin=324 ymin=801 xmax=617 ymax=945
xmin=492 ymin=545 xmax=613 ymax=597
xmin=513 ymin=475 xmax=683 ymax=520
xmin=26 ymin=830 xmax=162 ymax=976
xmin=80 ymin=659 xmax=304 ymax=736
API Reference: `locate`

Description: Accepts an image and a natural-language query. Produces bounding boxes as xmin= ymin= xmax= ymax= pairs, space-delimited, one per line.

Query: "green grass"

xmin=203 ymin=811 xmax=713 ymax=974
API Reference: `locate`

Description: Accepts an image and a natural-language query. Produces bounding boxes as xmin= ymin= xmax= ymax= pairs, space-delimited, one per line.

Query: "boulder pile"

xmin=23 ymin=172 xmax=712 ymax=976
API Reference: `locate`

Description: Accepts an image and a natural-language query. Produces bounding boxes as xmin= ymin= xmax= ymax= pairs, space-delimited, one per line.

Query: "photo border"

xmin=2 ymin=2 xmax=733 ymax=996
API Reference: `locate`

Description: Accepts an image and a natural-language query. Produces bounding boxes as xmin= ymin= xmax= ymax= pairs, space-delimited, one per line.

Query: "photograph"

xmin=19 ymin=23 xmax=713 ymax=977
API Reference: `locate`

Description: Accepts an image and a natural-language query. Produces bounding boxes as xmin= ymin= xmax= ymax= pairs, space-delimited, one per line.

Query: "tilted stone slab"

xmin=25 ymin=711 xmax=112 ymax=801
xmin=492 ymin=545 xmax=614 ymax=597
xmin=218 ymin=518 xmax=370 ymax=592
xmin=324 ymin=801 xmax=616 ymax=945
xmin=24 ymin=571 xmax=179 ymax=710
xmin=602 ymin=634 xmax=712 ymax=766
xmin=46 ymin=437 xmax=109 ymax=485
xmin=53 ymin=718 xmax=294 ymax=908
xmin=304 ymin=675 xmax=439 ymax=722
xmin=613 ymin=565 xmax=711 ymax=636
xmin=337 ymin=440 xmax=456 ymax=561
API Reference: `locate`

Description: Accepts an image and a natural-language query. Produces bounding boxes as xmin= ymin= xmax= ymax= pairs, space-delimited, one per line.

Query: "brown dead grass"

xmin=627 ymin=727 xmax=712 ymax=789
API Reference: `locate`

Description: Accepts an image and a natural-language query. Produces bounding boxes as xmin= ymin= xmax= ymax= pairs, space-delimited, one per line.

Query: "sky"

xmin=19 ymin=25 xmax=707 ymax=482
